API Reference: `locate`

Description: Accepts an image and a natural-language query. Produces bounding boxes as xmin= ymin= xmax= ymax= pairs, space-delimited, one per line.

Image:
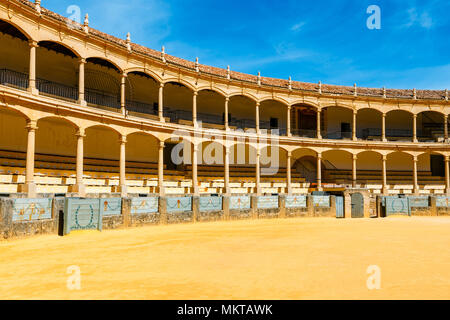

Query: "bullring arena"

xmin=0 ymin=0 xmax=449 ymax=300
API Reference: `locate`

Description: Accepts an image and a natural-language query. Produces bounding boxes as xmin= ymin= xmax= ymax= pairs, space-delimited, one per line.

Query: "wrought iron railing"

xmin=291 ymin=129 xmax=317 ymax=138
xmin=0 ymin=69 xmax=28 ymax=89
xmin=126 ymin=100 xmax=157 ymax=115
xmin=85 ymin=88 xmax=120 ymax=109
xmin=36 ymin=79 xmax=78 ymax=101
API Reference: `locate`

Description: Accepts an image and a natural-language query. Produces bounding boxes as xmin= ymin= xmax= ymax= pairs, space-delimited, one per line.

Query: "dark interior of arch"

xmin=86 ymin=57 xmax=120 ymax=73
xmin=38 ymin=41 xmax=78 ymax=58
xmin=0 ymin=20 xmax=28 ymax=41
xmin=128 ymin=71 xmax=157 ymax=82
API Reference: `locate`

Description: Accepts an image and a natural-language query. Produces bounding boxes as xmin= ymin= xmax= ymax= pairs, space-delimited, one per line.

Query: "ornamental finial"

xmin=257 ymin=71 xmax=261 ymax=86
xmin=161 ymin=46 xmax=166 ymax=63
xmin=35 ymin=0 xmax=41 ymax=14
xmin=126 ymin=33 xmax=131 ymax=52
xmin=195 ymin=57 xmax=199 ymax=73
xmin=288 ymin=76 xmax=292 ymax=91
xmin=227 ymin=65 xmax=231 ymax=80
xmin=354 ymin=83 xmax=357 ymax=97
xmin=83 ymin=14 xmax=89 ymax=34
xmin=318 ymin=81 xmax=322 ymax=94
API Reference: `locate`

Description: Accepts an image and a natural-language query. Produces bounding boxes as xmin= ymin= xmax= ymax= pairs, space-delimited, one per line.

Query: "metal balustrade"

xmin=36 ymin=79 xmax=78 ymax=101
xmin=126 ymin=100 xmax=157 ymax=115
xmin=0 ymin=69 xmax=28 ymax=90
xmin=85 ymin=88 xmax=120 ymax=109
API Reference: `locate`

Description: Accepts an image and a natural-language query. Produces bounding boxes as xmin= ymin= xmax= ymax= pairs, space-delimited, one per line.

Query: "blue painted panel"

xmin=385 ymin=197 xmax=410 ymax=216
xmin=336 ymin=196 xmax=344 ymax=218
xmin=408 ymin=196 xmax=429 ymax=208
xmin=100 ymin=198 xmax=122 ymax=216
xmin=312 ymin=196 xmax=330 ymax=208
xmin=285 ymin=195 xmax=307 ymax=208
xmin=199 ymin=196 xmax=223 ymax=212
xmin=166 ymin=196 xmax=192 ymax=213
xmin=131 ymin=197 xmax=159 ymax=214
xmin=257 ymin=196 xmax=279 ymax=209
xmin=230 ymin=196 xmax=251 ymax=210
xmin=64 ymin=198 xmax=102 ymax=234
xmin=12 ymin=198 xmax=52 ymax=221
xmin=436 ymin=196 xmax=450 ymax=207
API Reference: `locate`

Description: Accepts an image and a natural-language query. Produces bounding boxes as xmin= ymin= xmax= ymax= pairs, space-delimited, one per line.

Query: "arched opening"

xmin=386 ymin=152 xmax=413 ymax=186
xmin=417 ymin=111 xmax=445 ymax=142
xmin=291 ymin=148 xmax=319 ymax=185
xmin=85 ymin=58 xmax=122 ymax=110
xmin=0 ymin=20 xmax=30 ymax=90
xmin=163 ymin=82 xmax=193 ymax=125
xmin=386 ymin=110 xmax=413 ymax=141
xmin=197 ymin=89 xmax=226 ymax=129
xmin=229 ymin=142 xmax=257 ymax=182
xmin=357 ymin=108 xmax=382 ymax=140
xmin=322 ymin=150 xmax=352 ymax=185
xmin=125 ymin=72 xmax=159 ymax=117
xmin=36 ymin=41 xmax=79 ymax=101
xmin=356 ymin=151 xmax=382 ymax=186
xmin=260 ymin=100 xmax=287 ymax=135
xmin=290 ymin=104 xmax=318 ymax=138
xmin=418 ymin=152 xmax=445 ymax=186
xmin=322 ymin=106 xmax=353 ymax=139
xmin=228 ymin=95 xmax=257 ymax=131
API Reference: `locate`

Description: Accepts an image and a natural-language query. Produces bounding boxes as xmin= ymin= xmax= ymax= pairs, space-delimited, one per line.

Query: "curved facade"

xmin=0 ymin=0 xmax=449 ymax=197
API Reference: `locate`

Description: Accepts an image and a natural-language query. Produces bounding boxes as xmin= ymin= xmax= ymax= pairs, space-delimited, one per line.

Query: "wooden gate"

xmin=64 ymin=198 xmax=103 ymax=235
xmin=351 ymin=193 xmax=364 ymax=218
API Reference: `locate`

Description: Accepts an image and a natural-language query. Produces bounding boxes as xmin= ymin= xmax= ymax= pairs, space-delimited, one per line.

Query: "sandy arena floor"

xmin=0 ymin=217 xmax=449 ymax=300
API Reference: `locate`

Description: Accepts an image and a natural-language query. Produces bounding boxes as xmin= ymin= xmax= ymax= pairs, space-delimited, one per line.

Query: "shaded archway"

xmin=290 ymin=104 xmax=318 ymax=138
xmin=197 ymin=89 xmax=226 ymax=128
xmin=84 ymin=125 xmax=120 ymax=174
xmin=0 ymin=108 xmax=28 ymax=173
xmin=386 ymin=110 xmax=413 ymax=141
xmin=322 ymin=106 xmax=353 ymax=139
xmin=260 ymin=100 xmax=287 ymax=135
xmin=417 ymin=111 xmax=445 ymax=142
xmin=163 ymin=81 xmax=193 ymax=124
xmin=357 ymin=108 xmax=382 ymax=140
xmin=418 ymin=152 xmax=446 ymax=186
xmin=386 ymin=152 xmax=413 ymax=186
xmin=85 ymin=58 xmax=122 ymax=110
xmin=0 ymin=20 xmax=30 ymax=90
xmin=36 ymin=41 xmax=79 ymax=101
xmin=356 ymin=151 xmax=382 ymax=185
xmin=322 ymin=150 xmax=352 ymax=184
xmin=291 ymin=148 xmax=319 ymax=184
xmin=125 ymin=71 xmax=159 ymax=116
xmin=228 ymin=95 xmax=257 ymax=131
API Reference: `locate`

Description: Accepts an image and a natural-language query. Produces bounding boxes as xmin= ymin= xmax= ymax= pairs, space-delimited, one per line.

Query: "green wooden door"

xmin=351 ymin=193 xmax=364 ymax=218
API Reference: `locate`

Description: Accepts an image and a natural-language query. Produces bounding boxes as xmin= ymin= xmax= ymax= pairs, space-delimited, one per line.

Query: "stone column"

xmin=444 ymin=114 xmax=448 ymax=142
xmin=255 ymin=102 xmax=260 ymax=134
xmin=120 ymin=73 xmax=127 ymax=115
xmin=445 ymin=156 xmax=450 ymax=195
xmin=287 ymin=105 xmax=291 ymax=137
xmin=287 ymin=151 xmax=292 ymax=194
xmin=256 ymin=149 xmax=261 ymax=195
xmin=352 ymin=154 xmax=357 ymax=188
xmin=158 ymin=83 xmax=165 ymax=122
xmin=352 ymin=109 xmax=357 ymax=141
xmin=224 ymin=146 xmax=230 ymax=195
xmin=382 ymin=154 xmax=388 ymax=195
xmin=317 ymin=109 xmax=322 ymax=139
xmin=28 ymin=40 xmax=39 ymax=95
xmin=23 ymin=120 xmax=38 ymax=197
xmin=78 ymin=58 xmax=86 ymax=106
xmin=119 ymin=135 xmax=127 ymax=196
xmin=192 ymin=144 xmax=199 ymax=195
xmin=224 ymin=97 xmax=229 ymax=130
xmin=73 ymin=128 xmax=86 ymax=196
xmin=413 ymin=155 xmax=419 ymax=194
xmin=192 ymin=91 xmax=198 ymax=128
xmin=317 ymin=152 xmax=322 ymax=191
xmin=158 ymin=141 xmax=165 ymax=196
xmin=413 ymin=114 xmax=418 ymax=143
xmin=382 ymin=113 xmax=387 ymax=142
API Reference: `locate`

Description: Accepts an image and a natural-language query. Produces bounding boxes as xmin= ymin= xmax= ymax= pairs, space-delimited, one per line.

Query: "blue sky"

xmin=43 ymin=0 xmax=449 ymax=89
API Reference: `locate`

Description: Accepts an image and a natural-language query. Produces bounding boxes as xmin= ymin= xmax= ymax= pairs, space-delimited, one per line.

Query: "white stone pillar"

xmin=78 ymin=58 xmax=86 ymax=106
xmin=158 ymin=141 xmax=165 ymax=196
xmin=413 ymin=155 xmax=419 ymax=194
xmin=382 ymin=113 xmax=387 ymax=142
xmin=287 ymin=105 xmax=291 ymax=137
xmin=256 ymin=149 xmax=261 ymax=195
xmin=352 ymin=154 xmax=357 ymax=188
xmin=120 ymin=73 xmax=127 ymax=115
xmin=192 ymin=144 xmax=199 ymax=195
xmin=317 ymin=109 xmax=322 ymax=139
xmin=119 ymin=135 xmax=127 ymax=196
xmin=224 ymin=97 xmax=230 ymax=130
xmin=287 ymin=151 xmax=292 ymax=194
xmin=255 ymin=102 xmax=260 ymax=134
xmin=193 ymin=91 xmax=198 ymax=128
xmin=23 ymin=120 xmax=38 ymax=197
xmin=28 ymin=41 xmax=39 ymax=95
xmin=382 ymin=154 xmax=388 ymax=195
xmin=413 ymin=114 xmax=418 ymax=143
xmin=158 ymin=83 xmax=165 ymax=122
xmin=224 ymin=146 xmax=230 ymax=195
xmin=317 ymin=152 xmax=322 ymax=191
xmin=73 ymin=128 xmax=86 ymax=196
xmin=445 ymin=156 xmax=450 ymax=195
xmin=352 ymin=109 xmax=357 ymax=141
xmin=444 ymin=114 xmax=448 ymax=142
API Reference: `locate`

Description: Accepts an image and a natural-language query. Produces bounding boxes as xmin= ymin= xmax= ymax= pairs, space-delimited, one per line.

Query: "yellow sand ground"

xmin=0 ymin=217 xmax=449 ymax=300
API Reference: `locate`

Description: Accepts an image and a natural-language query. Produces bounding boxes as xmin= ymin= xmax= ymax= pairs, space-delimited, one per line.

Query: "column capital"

xmin=382 ymin=112 xmax=386 ymax=118
xmin=26 ymin=120 xmax=38 ymax=131
xmin=193 ymin=90 xmax=198 ymax=96
xmin=287 ymin=105 xmax=292 ymax=110
xmin=317 ymin=152 xmax=322 ymax=159
xmin=256 ymin=101 xmax=260 ymax=107
xmin=382 ymin=154 xmax=387 ymax=161
xmin=353 ymin=108 xmax=358 ymax=114
xmin=225 ymin=146 xmax=230 ymax=155
xmin=353 ymin=154 xmax=358 ymax=161
xmin=445 ymin=155 xmax=449 ymax=162
xmin=119 ymin=135 xmax=127 ymax=144
xmin=76 ymin=128 xmax=86 ymax=138
xmin=28 ymin=40 xmax=38 ymax=48
xmin=225 ymin=96 xmax=230 ymax=102
xmin=256 ymin=149 xmax=261 ymax=156
xmin=287 ymin=150 xmax=292 ymax=157
xmin=159 ymin=141 xmax=165 ymax=148
xmin=122 ymin=72 xmax=127 ymax=78
xmin=193 ymin=144 xmax=199 ymax=152
xmin=445 ymin=114 xmax=448 ymax=119
xmin=413 ymin=113 xmax=418 ymax=119
xmin=79 ymin=58 xmax=87 ymax=64
xmin=159 ymin=82 xmax=165 ymax=88
xmin=413 ymin=155 xmax=418 ymax=162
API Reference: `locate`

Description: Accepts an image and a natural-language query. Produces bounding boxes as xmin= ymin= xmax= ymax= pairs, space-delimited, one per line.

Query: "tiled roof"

xmin=16 ymin=0 xmax=449 ymax=101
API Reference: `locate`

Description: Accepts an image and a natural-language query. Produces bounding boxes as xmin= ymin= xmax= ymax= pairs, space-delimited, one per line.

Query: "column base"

xmin=28 ymin=87 xmax=39 ymax=95
xmin=71 ymin=183 xmax=86 ymax=197
xmin=116 ymin=185 xmax=128 ymax=197
xmin=157 ymin=187 xmax=165 ymax=196
xmin=19 ymin=182 xmax=37 ymax=198
xmin=159 ymin=117 xmax=165 ymax=123
xmin=78 ymin=99 xmax=87 ymax=107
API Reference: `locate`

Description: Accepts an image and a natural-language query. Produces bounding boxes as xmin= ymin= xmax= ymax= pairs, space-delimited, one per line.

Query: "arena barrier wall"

xmin=1 ymin=194 xmax=448 ymax=239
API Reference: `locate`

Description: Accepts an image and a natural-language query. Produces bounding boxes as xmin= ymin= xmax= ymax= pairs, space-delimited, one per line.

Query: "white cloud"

xmin=291 ymin=22 xmax=306 ymax=32
xmin=403 ymin=8 xmax=434 ymax=29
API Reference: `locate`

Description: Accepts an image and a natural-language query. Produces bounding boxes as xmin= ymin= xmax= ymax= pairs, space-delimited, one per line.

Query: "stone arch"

xmin=35 ymin=116 xmax=78 ymax=157
xmin=228 ymin=94 xmax=258 ymax=130
xmin=259 ymin=99 xmax=288 ymax=134
xmin=125 ymin=71 xmax=159 ymax=116
xmin=321 ymin=105 xmax=353 ymax=139
xmin=124 ymin=67 xmax=162 ymax=84
xmin=0 ymin=19 xmax=32 ymax=41
xmin=356 ymin=108 xmax=383 ymax=140
xmin=84 ymin=125 xmax=121 ymax=162
xmin=0 ymin=107 xmax=29 ymax=154
xmin=385 ymin=109 xmax=413 ymax=141
xmin=85 ymin=57 xmax=122 ymax=74
xmin=125 ymin=131 xmax=160 ymax=164
xmin=197 ymin=89 xmax=226 ymax=127
xmin=416 ymin=110 xmax=446 ymax=141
